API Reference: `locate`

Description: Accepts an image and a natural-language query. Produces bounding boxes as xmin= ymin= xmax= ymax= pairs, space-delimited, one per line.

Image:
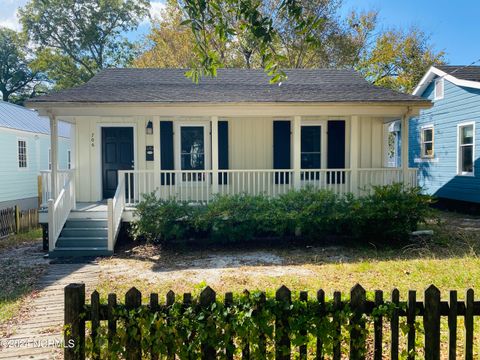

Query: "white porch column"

xmin=293 ymin=116 xmax=302 ymax=189
xmin=211 ymin=116 xmax=219 ymax=194
xmin=153 ymin=116 xmax=161 ymax=191
xmin=48 ymin=113 xmax=58 ymax=199
xmin=401 ymin=110 xmax=410 ymax=184
xmin=350 ymin=115 xmax=360 ymax=195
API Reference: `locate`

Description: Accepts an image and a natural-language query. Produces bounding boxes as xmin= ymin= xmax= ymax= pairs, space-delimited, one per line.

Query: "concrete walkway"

xmin=0 ymin=262 xmax=100 ymax=359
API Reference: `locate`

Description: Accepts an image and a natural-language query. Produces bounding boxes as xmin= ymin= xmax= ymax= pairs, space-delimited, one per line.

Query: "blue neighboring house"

xmin=0 ymin=101 xmax=71 ymax=210
xmin=410 ymin=65 xmax=480 ymax=204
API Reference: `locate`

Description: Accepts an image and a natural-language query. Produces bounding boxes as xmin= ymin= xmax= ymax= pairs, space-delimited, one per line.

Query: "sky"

xmin=341 ymin=0 xmax=480 ymax=65
xmin=0 ymin=0 xmax=479 ymax=66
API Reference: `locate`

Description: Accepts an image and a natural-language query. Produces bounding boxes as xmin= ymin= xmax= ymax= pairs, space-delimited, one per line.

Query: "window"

xmin=301 ymin=125 xmax=321 ymax=169
xmin=179 ymin=125 xmax=206 ymax=181
xmin=67 ymin=150 xmax=71 ymax=169
xmin=421 ymin=126 xmax=434 ymax=158
xmin=458 ymin=123 xmax=474 ymax=175
xmin=17 ymin=140 xmax=27 ymax=168
xmin=434 ymin=78 xmax=444 ymax=100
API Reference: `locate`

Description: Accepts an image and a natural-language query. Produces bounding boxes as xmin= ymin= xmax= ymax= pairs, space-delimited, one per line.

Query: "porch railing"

xmin=39 ymin=170 xmax=72 ymax=207
xmin=358 ymin=168 xmax=418 ymax=194
xmin=107 ymin=173 xmax=125 ymax=251
xmin=47 ymin=170 xmax=75 ymax=251
xmin=115 ymin=168 xmax=420 ymax=206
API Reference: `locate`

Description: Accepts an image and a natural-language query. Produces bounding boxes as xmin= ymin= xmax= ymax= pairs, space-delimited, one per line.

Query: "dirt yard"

xmin=95 ymin=209 xmax=480 ymax=300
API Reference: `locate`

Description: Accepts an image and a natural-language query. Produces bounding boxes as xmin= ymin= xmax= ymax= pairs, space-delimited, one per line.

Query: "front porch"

xmin=39 ymin=109 xmax=418 ymax=256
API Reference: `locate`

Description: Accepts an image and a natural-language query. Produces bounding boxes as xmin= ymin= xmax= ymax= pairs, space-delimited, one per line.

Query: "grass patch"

xmin=0 ymin=229 xmax=45 ymax=328
xmin=0 ymin=228 xmax=42 ymax=252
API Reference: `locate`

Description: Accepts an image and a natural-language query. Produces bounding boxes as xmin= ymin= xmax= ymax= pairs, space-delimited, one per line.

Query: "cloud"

xmin=0 ymin=0 xmax=28 ymax=31
xmin=0 ymin=12 xmax=22 ymax=31
xmin=139 ymin=0 xmax=166 ymax=26
xmin=150 ymin=1 xmax=166 ymax=20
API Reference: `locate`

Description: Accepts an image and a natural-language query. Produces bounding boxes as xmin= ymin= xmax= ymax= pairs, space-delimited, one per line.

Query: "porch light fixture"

xmin=146 ymin=120 xmax=153 ymax=135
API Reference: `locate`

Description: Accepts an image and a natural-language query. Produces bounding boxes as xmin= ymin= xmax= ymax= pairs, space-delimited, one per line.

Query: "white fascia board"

xmin=413 ymin=66 xmax=480 ymax=96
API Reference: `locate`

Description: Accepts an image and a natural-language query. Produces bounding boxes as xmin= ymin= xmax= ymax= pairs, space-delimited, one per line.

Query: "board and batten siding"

xmin=0 ymin=127 xmax=70 ymax=209
xmin=72 ymin=115 xmax=387 ymax=202
xmin=409 ymin=78 xmax=480 ymax=203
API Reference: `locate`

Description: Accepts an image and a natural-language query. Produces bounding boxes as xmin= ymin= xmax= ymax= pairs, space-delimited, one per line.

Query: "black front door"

xmin=102 ymin=127 xmax=134 ymax=199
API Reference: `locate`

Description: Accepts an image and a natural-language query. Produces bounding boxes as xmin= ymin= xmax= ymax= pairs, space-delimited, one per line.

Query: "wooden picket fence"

xmin=64 ymin=284 xmax=480 ymax=360
xmin=0 ymin=207 xmax=16 ymax=238
xmin=18 ymin=208 xmax=39 ymax=232
xmin=0 ymin=206 xmax=39 ymax=239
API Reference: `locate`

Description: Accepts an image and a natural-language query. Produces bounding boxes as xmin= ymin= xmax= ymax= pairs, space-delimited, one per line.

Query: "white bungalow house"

xmin=26 ymin=68 xmax=431 ymax=257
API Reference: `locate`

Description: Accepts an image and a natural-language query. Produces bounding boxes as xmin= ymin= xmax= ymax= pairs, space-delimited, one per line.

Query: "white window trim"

xmin=17 ymin=138 xmax=28 ymax=170
xmin=300 ymin=120 xmax=327 ymax=170
xmin=420 ymin=124 xmax=435 ymax=159
xmin=174 ymin=121 xmax=211 ymax=183
xmin=457 ymin=121 xmax=475 ymax=176
xmin=434 ymin=78 xmax=444 ymax=101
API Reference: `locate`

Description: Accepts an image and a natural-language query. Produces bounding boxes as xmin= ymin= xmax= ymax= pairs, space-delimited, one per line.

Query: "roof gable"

xmin=413 ymin=65 xmax=480 ymax=96
xmin=28 ymin=68 xmax=429 ymax=105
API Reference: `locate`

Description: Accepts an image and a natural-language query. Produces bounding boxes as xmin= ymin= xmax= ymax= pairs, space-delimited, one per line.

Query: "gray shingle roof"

xmin=28 ymin=68 xmax=429 ymax=104
xmin=436 ymin=65 xmax=480 ymax=82
xmin=0 ymin=101 xmax=70 ymax=137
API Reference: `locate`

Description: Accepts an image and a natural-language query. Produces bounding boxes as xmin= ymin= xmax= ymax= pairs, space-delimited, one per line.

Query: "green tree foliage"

xmin=138 ymin=1 xmax=444 ymax=89
xmin=135 ymin=0 xmax=196 ymax=68
xmin=357 ymin=27 xmax=446 ymax=93
xmin=19 ymin=0 xmax=151 ymax=89
xmin=0 ymin=27 xmax=43 ymax=103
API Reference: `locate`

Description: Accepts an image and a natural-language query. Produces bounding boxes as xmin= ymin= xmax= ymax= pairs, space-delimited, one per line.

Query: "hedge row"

xmin=131 ymin=184 xmax=433 ymax=246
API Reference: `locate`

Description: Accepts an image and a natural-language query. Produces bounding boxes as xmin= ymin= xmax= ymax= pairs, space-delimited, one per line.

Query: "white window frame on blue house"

xmin=457 ymin=121 xmax=475 ymax=176
xmin=17 ymin=138 xmax=28 ymax=169
xmin=421 ymin=124 xmax=435 ymax=158
xmin=434 ymin=78 xmax=444 ymax=101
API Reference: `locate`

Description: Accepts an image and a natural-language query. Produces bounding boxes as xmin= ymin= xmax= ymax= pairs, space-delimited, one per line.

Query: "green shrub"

xmin=130 ymin=192 xmax=197 ymax=243
xmin=352 ymin=184 xmax=433 ymax=244
xmin=130 ymin=184 xmax=433 ymax=246
xmin=197 ymin=194 xmax=275 ymax=243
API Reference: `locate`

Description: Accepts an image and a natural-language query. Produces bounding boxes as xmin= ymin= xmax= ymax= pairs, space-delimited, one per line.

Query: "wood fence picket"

xmin=64 ymin=284 xmax=480 ymax=360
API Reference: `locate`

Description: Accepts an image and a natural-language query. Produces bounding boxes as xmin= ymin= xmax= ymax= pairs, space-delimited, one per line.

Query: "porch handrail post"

xmin=350 ymin=115 xmax=360 ymax=195
xmin=293 ymin=116 xmax=302 ymax=189
xmin=401 ymin=109 xmax=411 ymax=185
xmin=48 ymin=112 xmax=58 ymax=199
xmin=211 ymin=116 xmax=219 ymax=194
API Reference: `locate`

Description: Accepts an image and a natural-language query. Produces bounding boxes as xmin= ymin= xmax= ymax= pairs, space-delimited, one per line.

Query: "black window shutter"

xmin=327 ymin=120 xmax=346 ymax=184
xmin=218 ymin=121 xmax=229 ymax=184
xmin=273 ymin=120 xmax=291 ymax=184
xmin=160 ymin=121 xmax=175 ymax=185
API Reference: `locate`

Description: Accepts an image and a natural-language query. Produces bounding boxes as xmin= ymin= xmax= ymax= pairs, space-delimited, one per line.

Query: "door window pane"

xmin=301 ymin=126 xmax=321 ymax=169
xmin=180 ymin=126 xmax=205 ymax=170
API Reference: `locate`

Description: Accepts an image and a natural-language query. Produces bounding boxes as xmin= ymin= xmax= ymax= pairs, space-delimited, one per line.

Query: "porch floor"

xmin=74 ymin=201 xmax=108 ymax=212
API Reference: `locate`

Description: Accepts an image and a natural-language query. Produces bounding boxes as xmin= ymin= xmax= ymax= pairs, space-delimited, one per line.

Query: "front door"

xmin=102 ymin=127 xmax=134 ymax=199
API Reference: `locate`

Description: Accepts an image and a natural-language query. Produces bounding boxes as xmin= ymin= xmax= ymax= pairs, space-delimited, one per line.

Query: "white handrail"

xmin=108 ymin=173 xmax=126 ymax=251
xmin=47 ymin=171 xmax=75 ymax=251
xmin=40 ymin=169 xmax=75 ymax=207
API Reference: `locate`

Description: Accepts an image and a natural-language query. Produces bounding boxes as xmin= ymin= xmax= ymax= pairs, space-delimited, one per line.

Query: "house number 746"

xmin=91 ymin=133 xmax=95 ymax=147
